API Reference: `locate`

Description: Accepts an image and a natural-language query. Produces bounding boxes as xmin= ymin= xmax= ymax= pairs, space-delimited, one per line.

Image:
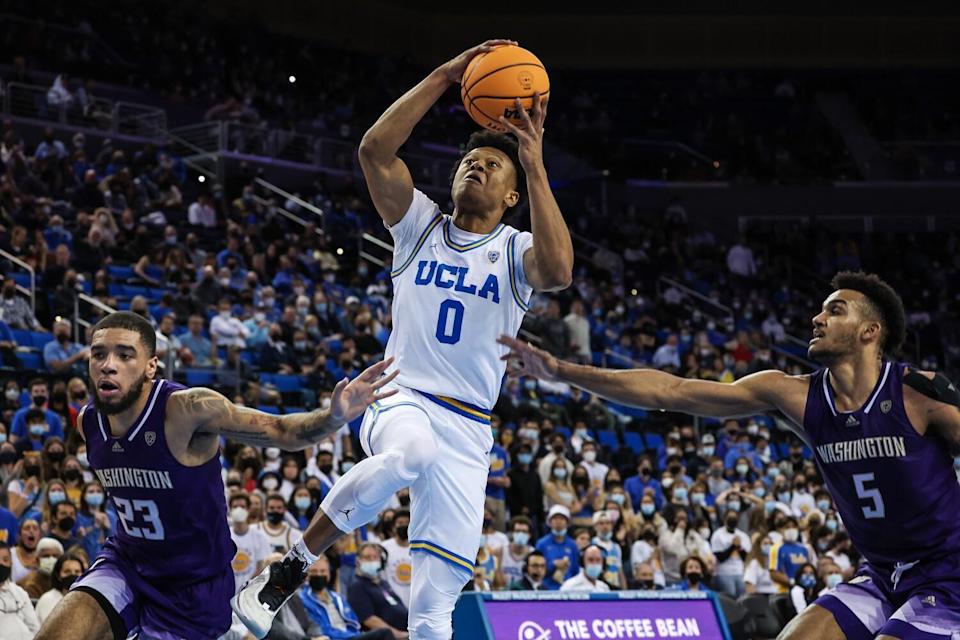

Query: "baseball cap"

xmin=592 ymin=510 xmax=612 ymax=525
xmin=345 ymin=295 xmax=360 ymax=306
xmin=547 ymin=505 xmax=570 ymax=521
xmin=701 ymin=433 xmax=715 ymax=444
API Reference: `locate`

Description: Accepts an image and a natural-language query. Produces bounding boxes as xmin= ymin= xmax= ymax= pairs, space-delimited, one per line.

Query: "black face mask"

xmin=319 ymin=464 xmax=333 ymax=476
xmin=48 ymin=450 xmax=64 ymax=463
xmin=0 ymin=564 xmax=10 ymax=582
xmin=60 ymin=575 xmax=78 ymax=590
xmin=309 ymin=575 xmax=328 ymax=592
xmin=71 ymin=391 xmax=86 ymax=401
xmin=398 ymin=494 xmax=410 ymax=507
xmin=33 ymin=394 xmax=47 ymax=406
xmin=25 ymin=464 xmax=40 ymax=477
xmin=64 ymin=469 xmax=81 ymax=482
xmin=686 ymin=572 xmax=702 ymax=584
xmin=638 ymin=579 xmax=655 ymax=589
xmin=56 ymin=332 xmax=70 ymax=343
xmin=58 ymin=517 xmax=76 ymax=531
xmin=266 ymin=511 xmax=284 ymax=525
xmin=396 ymin=525 xmax=408 ymax=541
xmin=0 ymin=451 xmax=16 ymax=465
xmin=640 ymin=468 xmax=651 ymax=476
xmin=726 ymin=519 xmax=738 ymax=531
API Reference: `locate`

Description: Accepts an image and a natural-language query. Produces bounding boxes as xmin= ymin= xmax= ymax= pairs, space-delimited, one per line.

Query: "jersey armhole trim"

xmin=390 ymin=213 xmax=444 ymax=278
xmin=507 ymin=233 xmax=530 ymax=312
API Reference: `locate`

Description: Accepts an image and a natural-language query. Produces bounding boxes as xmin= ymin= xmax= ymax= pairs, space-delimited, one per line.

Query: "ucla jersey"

xmin=385 ymin=189 xmax=533 ymax=411
xmin=82 ymin=379 xmax=235 ymax=582
xmin=803 ymin=362 xmax=960 ymax=566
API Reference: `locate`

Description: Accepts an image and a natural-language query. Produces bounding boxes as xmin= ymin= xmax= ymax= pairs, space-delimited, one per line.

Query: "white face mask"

xmin=230 ymin=507 xmax=249 ymax=524
xmin=582 ymin=450 xmax=597 ymax=463
xmin=265 ymin=447 xmax=280 ymax=460
xmin=39 ymin=556 xmax=58 ymax=575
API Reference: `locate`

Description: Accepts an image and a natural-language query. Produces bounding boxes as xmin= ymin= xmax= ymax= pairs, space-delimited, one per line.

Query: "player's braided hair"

xmin=830 ymin=271 xmax=906 ymax=356
xmin=449 ymin=130 xmax=527 ymax=217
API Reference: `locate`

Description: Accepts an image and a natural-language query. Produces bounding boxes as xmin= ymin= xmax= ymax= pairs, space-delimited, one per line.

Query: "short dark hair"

xmin=524 ymin=549 xmax=546 ymax=570
xmin=449 ymin=130 xmax=527 ymax=216
xmin=680 ymin=555 xmax=708 ymax=579
xmin=92 ymin=311 xmax=157 ymax=357
xmin=508 ymin=515 xmax=533 ymax=532
xmin=830 ymin=271 xmax=906 ymax=356
xmin=230 ymin=492 xmax=251 ymax=509
xmin=25 ymin=408 xmax=46 ymax=424
xmin=394 ymin=509 xmax=410 ymax=522
xmin=28 ymin=378 xmax=48 ymax=391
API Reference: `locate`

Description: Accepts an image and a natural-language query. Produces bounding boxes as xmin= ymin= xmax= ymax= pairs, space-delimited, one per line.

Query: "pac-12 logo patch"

xmin=922 ymin=595 xmax=937 ymax=607
xmin=880 ymin=400 xmax=892 ymax=414
xmin=487 ymin=250 xmax=500 ymax=263
xmin=145 ymin=431 xmax=156 ymax=446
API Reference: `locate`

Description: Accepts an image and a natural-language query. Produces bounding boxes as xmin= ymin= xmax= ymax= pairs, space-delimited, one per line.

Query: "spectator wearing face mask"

xmin=179 ymin=314 xmax=218 ymax=368
xmin=43 ymin=319 xmax=90 ymax=375
xmin=537 ymin=434 xmax=574 ymax=488
xmin=578 ymin=440 xmax=608 ymax=487
xmin=506 ymin=444 xmax=543 ymax=533
xmin=625 ymin=457 xmax=664 ymax=511
xmin=591 ymin=510 xmax=626 ymax=589
xmin=253 ymin=493 xmax=301 ymax=554
xmin=789 ymin=562 xmax=823 ymax=614
xmin=210 ymin=298 xmax=250 ymax=348
xmin=629 ymin=562 xmax=662 ymax=590
xmin=770 ymin=516 xmax=810 ymax=593
xmin=10 ymin=379 xmax=64 ymax=446
xmin=0 ymin=274 xmax=43 ymax=331
xmin=228 ymin=493 xmax=271 ymax=595
xmin=674 ymin=556 xmax=712 ymax=593
xmin=710 ymin=508 xmax=751 ymax=598
xmin=825 ymin=531 xmax=854 ymax=578
xmin=347 ymin=543 xmax=409 ymax=637
xmin=545 ymin=457 xmax=581 ymax=515
xmin=46 ymin=501 xmax=80 ymax=551
xmin=744 ymin=533 xmax=777 ymax=595
xmin=0 ymin=542 xmax=39 ymax=639
xmin=536 ymin=505 xmax=579 ymax=590
xmin=485 ymin=427 xmax=511 ymax=532
xmin=76 ymin=481 xmax=112 ymax=561
xmin=296 ymin=553 xmax=394 ymax=639
xmin=19 ymin=536 xmax=63 ymax=601
xmin=379 ymin=509 xmax=412 ymax=609
xmin=35 ymin=552 xmax=86 ymax=624
xmin=501 ymin=516 xmax=534 ymax=588
xmin=560 ymin=544 xmax=610 ymax=592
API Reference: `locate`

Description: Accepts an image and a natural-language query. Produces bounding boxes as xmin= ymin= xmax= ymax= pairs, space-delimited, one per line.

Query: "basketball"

xmin=460 ymin=45 xmax=550 ymax=132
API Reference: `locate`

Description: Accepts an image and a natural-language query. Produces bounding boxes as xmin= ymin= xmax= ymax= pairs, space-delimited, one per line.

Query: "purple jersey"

xmin=82 ymin=379 xmax=235 ymax=583
xmin=803 ymin=361 xmax=960 ymax=566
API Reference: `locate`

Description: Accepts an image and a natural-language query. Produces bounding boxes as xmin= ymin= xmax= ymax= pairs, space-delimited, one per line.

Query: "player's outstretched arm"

xmin=499 ymin=335 xmax=793 ymax=419
xmin=173 ymin=358 xmax=399 ymax=450
xmin=500 ymin=93 xmax=574 ymax=292
xmin=359 ymin=39 xmax=517 ymax=225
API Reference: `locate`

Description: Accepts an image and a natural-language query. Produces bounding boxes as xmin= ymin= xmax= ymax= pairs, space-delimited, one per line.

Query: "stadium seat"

xmin=257 ymin=405 xmax=281 ymax=415
xmin=768 ymin=594 xmax=796 ymax=628
xmin=271 ymin=375 xmax=304 ymax=393
xmin=777 ymin=443 xmax=791 ymax=458
xmin=554 ymin=426 xmax=571 ymax=439
xmin=11 ymin=273 xmax=30 ymax=288
xmin=608 ymin=402 xmax=648 ymax=420
xmin=11 ymin=329 xmax=32 ymax=347
xmin=31 ymin=332 xmax=54 ymax=350
xmin=108 ymin=265 xmax=135 ymax=280
xmin=644 ymin=432 xmax=664 ymax=451
xmin=753 ymin=415 xmax=775 ymax=429
xmin=739 ymin=593 xmax=783 ymax=638
xmin=184 ymin=369 xmax=217 ymax=386
xmin=18 ymin=352 xmax=43 ymax=370
xmin=623 ymin=432 xmax=645 ymax=455
xmin=597 ymin=430 xmax=619 ymax=450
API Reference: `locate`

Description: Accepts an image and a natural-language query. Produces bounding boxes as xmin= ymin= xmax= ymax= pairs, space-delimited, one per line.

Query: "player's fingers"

xmin=332 ymin=376 xmax=349 ymax=396
xmin=363 ymin=356 xmax=394 ymax=380
xmin=514 ymin=97 xmax=535 ymax=131
xmin=498 ymin=116 xmax=525 ymax=139
xmin=373 ymin=388 xmax=399 ymax=402
xmin=482 ymin=39 xmax=517 ymax=47
xmin=373 ymin=369 xmax=400 ymax=388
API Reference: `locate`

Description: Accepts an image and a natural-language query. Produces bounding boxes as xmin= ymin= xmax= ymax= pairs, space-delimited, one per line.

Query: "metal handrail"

xmin=0 ymin=249 xmax=35 ymax=313
xmin=75 ymin=293 xmax=170 ymax=370
xmin=253 ymin=195 xmax=324 ymax=237
xmin=603 ymin=348 xmax=648 ymax=369
xmin=657 ymin=276 xmax=734 ymax=321
xmin=254 ymin=178 xmax=324 ymax=222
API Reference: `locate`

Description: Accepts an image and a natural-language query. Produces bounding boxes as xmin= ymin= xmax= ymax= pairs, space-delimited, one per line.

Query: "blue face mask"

xmin=764 ymin=501 xmax=776 ymax=513
xmin=767 ymin=467 xmax=780 ymax=478
xmin=86 ymin=493 xmax=104 ymax=508
xmin=48 ymin=491 xmax=66 ymax=505
xmin=690 ymin=492 xmax=705 ymax=506
xmin=294 ymin=496 xmax=311 ymax=511
xmin=754 ymin=487 xmax=766 ymax=498
xmin=512 ymin=532 xmax=530 ymax=546
xmin=359 ymin=561 xmax=380 ymax=577
xmin=825 ymin=574 xmax=843 ymax=589
xmin=30 ymin=423 xmax=46 ymax=437
xmin=798 ymin=574 xmax=816 ymax=589
xmin=726 ymin=501 xmax=740 ymax=513
xmin=778 ymin=491 xmax=791 ymax=503
xmin=0 ymin=433 xmax=6 ymax=443
xmin=817 ymin=500 xmax=831 ymax=511
xmin=825 ymin=519 xmax=838 ymax=532
xmin=551 ymin=527 xmax=567 ymax=538
xmin=641 ymin=504 xmax=655 ymax=516
xmin=673 ymin=487 xmax=688 ymax=501
xmin=585 ymin=564 xmax=603 ymax=579
xmin=610 ymin=493 xmax=626 ymax=506
xmin=517 ymin=453 xmax=533 ymax=465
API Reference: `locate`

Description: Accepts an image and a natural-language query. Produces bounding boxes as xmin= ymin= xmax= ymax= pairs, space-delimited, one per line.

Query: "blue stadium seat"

xmin=257 ymin=405 xmax=281 ymax=415
xmin=31 ymin=332 xmax=54 ymax=350
xmin=554 ymin=426 xmax=571 ymax=439
xmin=777 ymin=443 xmax=791 ymax=458
xmin=753 ymin=415 xmax=775 ymax=429
xmin=597 ymin=430 xmax=619 ymax=450
xmin=644 ymin=432 xmax=664 ymax=451
xmin=143 ymin=287 xmax=167 ymax=301
xmin=184 ymin=370 xmax=217 ymax=386
xmin=271 ymin=375 xmax=304 ymax=393
xmin=18 ymin=352 xmax=42 ymax=370
xmin=11 ymin=329 xmax=32 ymax=347
xmin=108 ymin=265 xmax=135 ymax=281
xmin=145 ymin=267 xmax=165 ymax=281
xmin=623 ymin=432 xmax=645 ymax=455
xmin=702 ymin=417 xmax=723 ymax=427
xmin=11 ymin=273 xmax=30 ymax=288
xmin=608 ymin=402 xmax=648 ymax=420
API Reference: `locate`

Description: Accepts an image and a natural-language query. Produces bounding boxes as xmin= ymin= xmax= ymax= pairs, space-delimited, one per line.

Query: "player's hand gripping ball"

xmin=461 ymin=44 xmax=550 ymax=133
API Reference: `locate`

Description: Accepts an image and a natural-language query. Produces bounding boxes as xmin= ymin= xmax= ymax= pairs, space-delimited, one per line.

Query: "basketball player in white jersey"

xmin=233 ymin=39 xmax=573 ymax=639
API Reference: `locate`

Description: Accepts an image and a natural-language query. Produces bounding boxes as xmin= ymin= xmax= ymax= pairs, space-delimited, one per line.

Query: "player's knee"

xmin=410 ymin=615 xmax=453 ymax=640
xmin=395 ymin=431 xmax=439 ymax=476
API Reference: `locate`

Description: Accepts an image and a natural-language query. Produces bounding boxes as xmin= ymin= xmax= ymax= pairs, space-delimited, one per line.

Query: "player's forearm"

xmin=359 ymin=68 xmax=450 ymax=162
xmin=275 ymin=408 xmax=342 ymax=450
xmin=555 ymin=360 xmax=681 ymax=410
xmin=527 ymin=167 xmax=573 ymax=290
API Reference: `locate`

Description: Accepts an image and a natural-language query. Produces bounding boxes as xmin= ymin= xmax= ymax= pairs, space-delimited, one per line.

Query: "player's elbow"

xmin=358 ymin=132 xmax=389 ymax=164
xmin=538 ymin=267 xmax=573 ymax=292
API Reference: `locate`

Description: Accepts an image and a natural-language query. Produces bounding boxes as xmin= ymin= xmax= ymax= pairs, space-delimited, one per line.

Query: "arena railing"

xmin=0 ymin=249 xmax=36 ymax=314
xmin=74 ymin=293 xmax=171 ymax=372
xmin=656 ymin=276 xmax=735 ymax=323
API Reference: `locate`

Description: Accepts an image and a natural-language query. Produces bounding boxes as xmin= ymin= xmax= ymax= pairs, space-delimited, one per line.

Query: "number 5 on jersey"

xmin=853 ymin=472 xmax=885 ymax=519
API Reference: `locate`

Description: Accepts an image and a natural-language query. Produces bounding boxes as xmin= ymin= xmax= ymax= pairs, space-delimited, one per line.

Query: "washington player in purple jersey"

xmin=501 ymin=271 xmax=960 ymax=640
xmin=35 ymin=311 xmax=398 ymax=640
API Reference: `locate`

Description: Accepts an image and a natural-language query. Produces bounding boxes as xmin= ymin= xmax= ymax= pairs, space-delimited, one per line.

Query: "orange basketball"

xmin=460 ymin=45 xmax=550 ymax=132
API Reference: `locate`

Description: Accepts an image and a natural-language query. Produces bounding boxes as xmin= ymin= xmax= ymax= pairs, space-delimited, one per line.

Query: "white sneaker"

xmin=231 ymin=556 xmax=306 ymax=639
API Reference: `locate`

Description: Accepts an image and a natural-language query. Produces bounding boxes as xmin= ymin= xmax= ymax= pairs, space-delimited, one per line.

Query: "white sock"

xmin=286 ymin=539 xmax=318 ymax=568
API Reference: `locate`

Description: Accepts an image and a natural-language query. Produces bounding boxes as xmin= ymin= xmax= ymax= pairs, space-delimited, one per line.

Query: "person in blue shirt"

xmin=15 ymin=408 xmax=61 ymax=452
xmin=75 ymin=482 xmax=114 ymax=562
xmin=9 ymin=379 xmax=64 ymax=445
xmin=624 ymin=457 xmax=664 ymax=510
xmin=485 ymin=428 xmax=510 ymax=531
xmin=770 ymin=516 xmax=811 ymax=594
xmin=0 ymin=504 xmax=17 ymax=546
xmin=43 ymin=320 xmax=89 ymax=375
xmin=672 ymin=556 xmax=714 ymax=593
xmin=178 ymin=314 xmax=217 ymax=368
xmin=299 ymin=554 xmax=392 ymax=639
xmin=535 ymin=504 xmax=579 ymax=590
xmin=715 ymin=419 xmax=741 ymax=462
